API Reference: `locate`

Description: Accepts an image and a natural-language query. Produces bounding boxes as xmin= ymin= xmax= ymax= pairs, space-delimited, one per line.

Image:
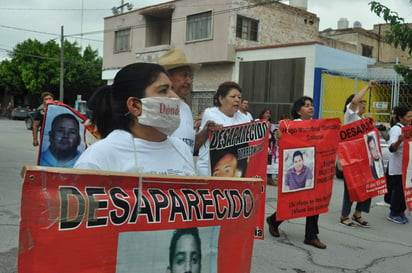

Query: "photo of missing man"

xmin=210 ymin=144 xmax=248 ymax=178
xmin=116 ymin=226 xmax=219 ymax=273
xmin=282 ymin=147 xmax=315 ymax=193
xmin=364 ymin=132 xmax=385 ymax=180
xmin=39 ymin=104 xmax=86 ymax=168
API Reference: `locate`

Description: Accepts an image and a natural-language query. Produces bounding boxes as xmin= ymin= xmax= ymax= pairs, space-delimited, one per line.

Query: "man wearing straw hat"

xmin=158 ymin=49 xmax=215 ymax=154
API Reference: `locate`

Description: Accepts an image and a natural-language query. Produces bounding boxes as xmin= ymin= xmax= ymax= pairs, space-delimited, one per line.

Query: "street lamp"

xmin=112 ymin=1 xmax=133 ymax=15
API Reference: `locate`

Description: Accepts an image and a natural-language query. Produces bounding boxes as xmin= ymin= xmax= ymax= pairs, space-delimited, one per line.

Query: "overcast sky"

xmin=0 ymin=0 xmax=411 ymax=60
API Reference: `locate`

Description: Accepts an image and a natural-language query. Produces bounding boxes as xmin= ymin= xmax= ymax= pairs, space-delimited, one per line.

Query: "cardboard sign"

xmin=18 ymin=166 xmax=263 ymax=273
xmin=337 ymin=118 xmax=387 ymax=201
xmin=276 ymin=118 xmax=341 ymax=220
xmin=402 ymin=126 xmax=412 ymax=211
xmin=38 ymin=101 xmax=99 ymax=168
xmin=209 ymin=120 xmax=269 ymax=239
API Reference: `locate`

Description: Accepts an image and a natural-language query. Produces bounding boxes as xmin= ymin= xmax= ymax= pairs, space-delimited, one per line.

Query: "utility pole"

xmin=59 ymin=25 xmax=64 ymax=103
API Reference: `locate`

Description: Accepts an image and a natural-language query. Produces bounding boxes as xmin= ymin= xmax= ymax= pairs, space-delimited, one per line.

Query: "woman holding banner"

xmin=386 ymin=105 xmax=412 ymax=224
xmin=74 ymin=63 xmax=195 ymax=175
xmin=266 ymin=96 xmax=327 ymax=249
xmin=196 ymin=81 xmax=250 ymax=176
xmin=339 ymin=80 xmax=376 ymax=228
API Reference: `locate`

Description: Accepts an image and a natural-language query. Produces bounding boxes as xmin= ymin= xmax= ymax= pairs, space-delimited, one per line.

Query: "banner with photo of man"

xmin=401 ymin=126 xmax=412 ymax=211
xmin=209 ymin=120 xmax=269 ymax=239
xmin=337 ymin=118 xmax=387 ymax=202
xmin=37 ymin=101 xmax=99 ymax=168
xmin=18 ymin=166 xmax=263 ymax=273
xmin=276 ymin=118 xmax=341 ymax=220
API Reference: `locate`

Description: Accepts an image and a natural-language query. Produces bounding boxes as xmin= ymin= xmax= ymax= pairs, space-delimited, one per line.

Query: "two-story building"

xmin=102 ymin=0 xmax=321 ymax=116
xmin=102 ymin=0 xmax=410 ymax=120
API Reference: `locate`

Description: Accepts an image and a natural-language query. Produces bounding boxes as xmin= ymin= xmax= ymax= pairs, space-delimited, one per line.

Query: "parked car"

xmin=336 ymin=133 xmax=390 ymax=179
xmin=10 ymin=106 xmax=33 ymax=120
xmin=25 ymin=111 xmax=35 ymax=130
xmin=25 ymin=106 xmax=42 ymax=130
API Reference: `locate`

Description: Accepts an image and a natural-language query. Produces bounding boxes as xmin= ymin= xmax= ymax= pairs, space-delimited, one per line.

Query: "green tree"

xmin=369 ymin=1 xmax=412 ymax=83
xmin=0 ymin=38 xmax=105 ymax=106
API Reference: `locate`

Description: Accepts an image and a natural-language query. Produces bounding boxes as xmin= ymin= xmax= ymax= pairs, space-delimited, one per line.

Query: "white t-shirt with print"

xmin=74 ymin=129 xmax=195 ymax=176
xmin=172 ymin=101 xmax=195 ymax=153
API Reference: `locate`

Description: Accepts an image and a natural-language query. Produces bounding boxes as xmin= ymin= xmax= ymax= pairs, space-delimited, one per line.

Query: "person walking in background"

xmin=157 ymin=48 xmax=200 ymax=154
xmin=32 ymin=92 xmax=54 ymax=147
xmin=196 ymin=81 xmax=250 ymax=176
xmin=257 ymin=108 xmax=276 ymax=186
xmin=74 ymin=62 xmax=195 ymax=176
xmin=339 ymin=80 xmax=376 ymax=228
xmin=6 ymin=102 xmax=12 ymax=119
xmin=266 ymin=96 xmax=327 ymax=249
xmin=158 ymin=48 xmax=214 ymax=155
xmin=239 ymin=99 xmax=253 ymax=121
xmin=386 ymin=105 xmax=412 ymax=224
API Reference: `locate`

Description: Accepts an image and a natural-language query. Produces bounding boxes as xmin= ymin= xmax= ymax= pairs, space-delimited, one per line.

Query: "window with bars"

xmin=186 ymin=11 xmax=212 ymax=41
xmin=115 ymin=29 xmax=131 ymax=52
xmin=236 ymin=15 xmax=258 ymax=41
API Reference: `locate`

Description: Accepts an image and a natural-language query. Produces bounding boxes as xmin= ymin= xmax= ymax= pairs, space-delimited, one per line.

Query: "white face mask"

xmin=138 ymin=97 xmax=180 ymax=136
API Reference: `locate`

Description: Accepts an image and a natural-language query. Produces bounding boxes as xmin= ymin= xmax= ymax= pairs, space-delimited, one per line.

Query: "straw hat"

xmin=157 ymin=49 xmax=201 ymax=72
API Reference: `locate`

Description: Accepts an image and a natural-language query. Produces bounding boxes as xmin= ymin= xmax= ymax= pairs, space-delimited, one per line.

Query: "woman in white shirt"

xmin=267 ymin=96 xmax=326 ymax=249
xmin=196 ymin=81 xmax=250 ymax=176
xmin=74 ymin=63 xmax=195 ymax=176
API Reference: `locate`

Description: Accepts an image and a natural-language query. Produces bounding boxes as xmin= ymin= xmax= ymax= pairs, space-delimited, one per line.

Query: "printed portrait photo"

xmin=210 ymin=144 xmax=248 ymax=178
xmin=282 ymin=147 xmax=315 ymax=193
xmin=116 ymin=226 xmax=219 ymax=273
xmin=39 ymin=103 xmax=86 ymax=168
xmin=364 ymin=131 xmax=385 ymax=180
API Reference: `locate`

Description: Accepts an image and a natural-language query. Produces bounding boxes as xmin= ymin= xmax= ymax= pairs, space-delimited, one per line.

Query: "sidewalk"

xmin=251 ymin=177 xmax=412 ymax=273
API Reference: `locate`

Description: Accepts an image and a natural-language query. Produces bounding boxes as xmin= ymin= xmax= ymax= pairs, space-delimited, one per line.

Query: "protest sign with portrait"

xmin=209 ymin=120 xmax=269 ymax=238
xmin=401 ymin=126 xmax=412 ymax=211
xmin=37 ymin=101 xmax=98 ymax=168
xmin=18 ymin=166 xmax=263 ymax=273
xmin=337 ymin=118 xmax=387 ymax=202
xmin=276 ymin=118 xmax=341 ymax=220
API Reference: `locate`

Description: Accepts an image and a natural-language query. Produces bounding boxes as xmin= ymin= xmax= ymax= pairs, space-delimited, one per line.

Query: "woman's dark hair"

xmin=291 ymin=96 xmax=313 ymax=119
xmin=87 ymin=63 xmax=167 ymax=138
xmin=214 ymin=81 xmax=242 ymax=107
xmin=257 ymin=108 xmax=272 ymax=122
xmin=393 ymin=105 xmax=411 ymax=123
xmin=292 ymin=150 xmax=304 ymax=161
xmin=343 ymin=94 xmax=355 ymax=114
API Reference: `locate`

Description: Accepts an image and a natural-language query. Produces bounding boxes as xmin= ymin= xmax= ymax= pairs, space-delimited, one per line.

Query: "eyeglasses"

xmin=177 ymin=71 xmax=193 ymax=80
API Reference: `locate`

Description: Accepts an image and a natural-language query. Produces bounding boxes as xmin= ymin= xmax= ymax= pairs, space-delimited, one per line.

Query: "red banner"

xmin=276 ymin=119 xmax=340 ymax=220
xmin=337 ymin=118 xmax=387 ymax=201
xmin=402 ymin=126 xmax=412 ymax=211
xmin=38 ymin=101 xmax=99 ymax=167
xmin=18 ymin=166 xmax=263 ymax=273
xmin=209 ymin=120 xmax=269 ymax=239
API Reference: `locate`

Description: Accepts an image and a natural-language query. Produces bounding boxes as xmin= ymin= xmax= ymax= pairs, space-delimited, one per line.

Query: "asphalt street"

xmin=0 ymin=118 xmax=411 ymax=273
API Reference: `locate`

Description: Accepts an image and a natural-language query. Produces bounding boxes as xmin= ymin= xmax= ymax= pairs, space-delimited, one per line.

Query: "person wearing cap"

xmin=158 ymin=49 xmax=215 ymax=154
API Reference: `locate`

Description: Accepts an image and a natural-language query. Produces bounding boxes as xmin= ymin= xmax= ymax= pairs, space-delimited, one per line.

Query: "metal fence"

xmin=319 ymin=68 xmax=412 ymax=124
